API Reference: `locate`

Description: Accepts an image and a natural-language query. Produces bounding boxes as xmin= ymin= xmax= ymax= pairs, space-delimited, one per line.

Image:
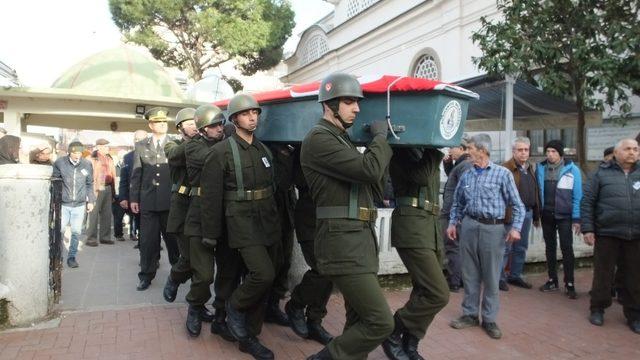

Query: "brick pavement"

xmin=1 ymin=268 xmax=639 ymax=359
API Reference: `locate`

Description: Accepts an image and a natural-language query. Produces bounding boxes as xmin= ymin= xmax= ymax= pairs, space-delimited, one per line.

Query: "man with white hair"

xmin=581 ymin=138 xmax=640 ymax=334
xmin=447 ymin=133 xmax=525 ymax=339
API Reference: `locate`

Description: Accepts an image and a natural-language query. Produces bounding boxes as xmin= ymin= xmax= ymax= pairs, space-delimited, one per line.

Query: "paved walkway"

xmin=1 ymin=239 xmax=639 ymax=359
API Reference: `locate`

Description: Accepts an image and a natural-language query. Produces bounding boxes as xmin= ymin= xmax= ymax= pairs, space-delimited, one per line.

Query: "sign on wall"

xmin=586 ymin=121 xmax=640 ymax=161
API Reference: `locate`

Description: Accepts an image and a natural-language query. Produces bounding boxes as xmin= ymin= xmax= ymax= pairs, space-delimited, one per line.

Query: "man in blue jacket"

xmin=53 ymin=141 xmax=96 ymax=268
xmin=536 ymin=140 xmax=582 ymax=299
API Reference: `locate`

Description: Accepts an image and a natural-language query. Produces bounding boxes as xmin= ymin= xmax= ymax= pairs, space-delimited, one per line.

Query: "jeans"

xmin=61 ymin=204 xmax=86 ymax=260
xmin=501 ymin=209 xmax=533 ymax=281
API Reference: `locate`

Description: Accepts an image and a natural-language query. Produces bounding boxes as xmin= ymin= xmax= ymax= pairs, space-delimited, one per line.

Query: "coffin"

xmin=214 ymin=75 xmax=479 ymax=147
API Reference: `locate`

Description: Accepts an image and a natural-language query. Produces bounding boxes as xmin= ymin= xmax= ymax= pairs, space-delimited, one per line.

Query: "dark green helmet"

xmin=227 ymin=93 xmax=261 ymax=120
xmin=174 ymin=108 xmax=196 ymax=129
xmin=318 ymin=73 xmax=363 ymax=103
xmin=195 ymin=104 xmax=225 ymax=130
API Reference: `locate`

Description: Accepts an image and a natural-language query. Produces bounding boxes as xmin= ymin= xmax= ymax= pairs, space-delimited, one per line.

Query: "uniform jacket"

xmin=503 ymin=157 xmax=540 ymax=224
xmin=440 ymin=153 xmax=472 ymax=217
xmin=390 ymin=147 xmax=443 ymax=249
xmin=300 ymin=119 xmax=392 ymax=276
xmin=184 ymin=134 xmax=219 ymax=237
xmin=52 ymin=156 xmax=96 ymax=207
xmin=130 ymin=136 xmax=171 ymax=212
xmin=581 ymin=160 xmax=640 ymax=240
xmin=292 ymin=148 xmax=316 ymax=243
xmin=165 ymin=138 xmax=190 ymax=234
xmin=536 ymin=159 xmax=582 ymax=221
xmin=118 ymin=150 xmax=134 ymax=201
xmin=270 ymin=144 xmax=297 ymax=231
xmin=200 ymin=133 xmax=280 ymax=248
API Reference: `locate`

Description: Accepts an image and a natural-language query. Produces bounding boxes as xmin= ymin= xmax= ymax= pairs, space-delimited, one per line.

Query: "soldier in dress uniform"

xmin=200 ymin=94 xmax=280 ymax=360
xmin=382 ymin=147 xmax=450 ymax=360
xmin=130 ymin=107 xmax=180 ymax=291
xmin=301 ymin=72 xmax=394 ymax=360
xmin=182 ymin=105 xmax=227 ymax=337
xmin=162 ymin=108 xmax=198 ymax=303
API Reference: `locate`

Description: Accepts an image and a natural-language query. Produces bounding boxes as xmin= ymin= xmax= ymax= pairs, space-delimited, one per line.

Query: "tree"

xmin=472 ymin=0 xmax=639 ymax=168
xmin=109 ymin=0 xmax=295 ymax=84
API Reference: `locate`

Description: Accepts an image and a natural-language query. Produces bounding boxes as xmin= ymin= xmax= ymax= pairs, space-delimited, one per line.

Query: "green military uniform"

xmin=389 ymin=147 xmax=450 ymax=341
xmin=300 ymin=118 xmax=394 ymax=360
xmin=201 ymin=132 xmax=281 ymax=336
xmin=165 ymin=137 xmax=193 ymax=284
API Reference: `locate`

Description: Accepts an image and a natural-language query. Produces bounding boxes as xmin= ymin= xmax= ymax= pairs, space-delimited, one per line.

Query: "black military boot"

xmin=238 ymin=336 xmax=274 ymax=360
xmin=306 ymin=347 xmax=332 ymax=360
xmin=162 ymin=276 xmax=179 ymax=303
xmin=225 ymin=301 xmax=248 ymax=340
xmin=285 ymin=300 xmax=309 ymax=338
xmin=186 ymin=305 xmax=203 ymax=337
xmin=307 ymin=320 xmax=333 ymax=345
xmin=402 ymin=332 xmax=425 ymax=360
xmin=199 ymin=306 xmax=214 ymax=322
xmin=382 ymin=313 xmax=410 ymax=360
xmin=264 ymin=294 xmax=289 ymax=326
xmin=210 ymin=309 xmax=237 ymax=342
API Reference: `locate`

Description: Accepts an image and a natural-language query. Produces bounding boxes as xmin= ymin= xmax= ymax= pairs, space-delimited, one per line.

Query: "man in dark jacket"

xmin=0 ymin=134 xmax=21 ymax=165
xmin=582 ymin=138 xmax=640 ymax=334
xmin=52 ymin=141 xmax=96 ymax=268
xmin=119 ymin=130 xmax=147 ymax=243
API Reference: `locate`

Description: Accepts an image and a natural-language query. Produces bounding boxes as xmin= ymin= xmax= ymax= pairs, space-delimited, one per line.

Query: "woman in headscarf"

xmin=0 ymin=135 xmax=21 ymax=165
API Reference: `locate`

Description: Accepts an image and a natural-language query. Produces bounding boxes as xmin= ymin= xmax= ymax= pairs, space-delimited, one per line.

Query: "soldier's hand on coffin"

xmin=223 ymin=123 xmax=236 ymax=138
xmin=202 ymin=237 xmax=217 ymax=249
xmin=370 ymin=120 xmax=389 ymax=138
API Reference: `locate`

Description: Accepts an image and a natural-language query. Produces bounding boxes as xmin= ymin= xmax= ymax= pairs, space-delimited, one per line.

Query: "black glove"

xmin=369 ymin=120 xmax=389 ymax=138
xmin=223 ymin=123 xmax=236 ymax=138
xmin=202 ymin=237 xmax=217 ymax=249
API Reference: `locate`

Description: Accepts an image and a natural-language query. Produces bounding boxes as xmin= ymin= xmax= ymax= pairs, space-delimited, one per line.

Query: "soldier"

xmin=201 ymin=94 xmax=280 ymax=359
xmin=382 ymin=147 xmax=450 ymax=359
xmin=285 ymin=148 xmax=335 ymax=345
xmin=182 ymin=105 xmax=226 ymax=338
xmin=162 ymin=107 xmax=198 ymax=303
xmin=301 ymin=72 xmax=394 ymax=360
xmin=130 ymin=107 xmax=180 ymax=291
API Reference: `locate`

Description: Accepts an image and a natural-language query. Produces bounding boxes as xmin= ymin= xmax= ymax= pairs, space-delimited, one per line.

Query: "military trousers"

xmin=212 ymin=238 xmax=243 ymax=311
xmin=396 ymin=247 xmax=449 ymax=338
xmin=185 ymin=235 xmax=215 ymax=306
xmin=327 ymin=273 xmax=394 ymax=360
xmin=230 ymin=244 xmax=277 ymax=336
xmin=169 ymin=232 xmax=192 ymax=284
xmin=86 ymin=186 xmax=113 ymax=241
xmin=138 ymin=210 xmax=179 ymax=282
xmin=290 ymin=240 xmax=333 ymax=322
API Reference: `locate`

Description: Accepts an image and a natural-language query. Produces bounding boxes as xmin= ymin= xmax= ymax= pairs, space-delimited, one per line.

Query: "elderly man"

xmin=447 ymin=134 xmax=525 ymax=340
xmin=86 ymin=138 xmax=116 ymax=246
xmin=581 ymin=138 xmax=640 ymax=334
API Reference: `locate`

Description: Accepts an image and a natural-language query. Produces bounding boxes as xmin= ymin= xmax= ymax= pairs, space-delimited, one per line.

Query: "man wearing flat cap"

xmin=130 ymin=107 xmax=180 ymax=291
xmin=86 ymin=138 xmax=116 ymax=246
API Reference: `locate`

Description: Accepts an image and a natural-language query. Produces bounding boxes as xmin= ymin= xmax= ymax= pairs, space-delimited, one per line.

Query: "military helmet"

xmin=318 ymin=73 xmax=363 ymax=103
xmin=195 ymin=104 xmax=225 ymax=130
xmin=227 ymin=93 xmax=261 ymax=120
xmin=175 ymin=108 xmax=196 ymax=129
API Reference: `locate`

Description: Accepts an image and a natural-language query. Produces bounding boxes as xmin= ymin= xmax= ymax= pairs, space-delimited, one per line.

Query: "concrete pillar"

xmin=504 ymin=75 xmax=515 ymax=161
xmin=0 ymin=164 xmax=53 ymax=326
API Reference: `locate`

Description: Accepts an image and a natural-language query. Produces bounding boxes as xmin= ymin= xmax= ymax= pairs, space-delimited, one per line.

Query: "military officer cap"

xmin=195 ymin=104 xmax=225 ymax=130
xmin=145 ymin=107 xmax=170 ymax=122
xmin=95 ymin=138 xmax=110 ymax=146
xmin=227 ymin=93 xmax=261 ymax=120
xmin=318 ymin=72 xmax=363 ymax=103
xmin=68 ymin=141 xmax=85 ymax=153
xmin=175 ymin=108 xmax=196 ymax=129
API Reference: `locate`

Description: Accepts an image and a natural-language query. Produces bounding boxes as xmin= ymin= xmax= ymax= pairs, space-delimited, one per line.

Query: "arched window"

xmin=411 ymin=51 xmax=441 ymax=80
xmin=301 ymin=34 xmax=329 ymax=66
xmin=346 ymin=0 xmax=380 ymax=18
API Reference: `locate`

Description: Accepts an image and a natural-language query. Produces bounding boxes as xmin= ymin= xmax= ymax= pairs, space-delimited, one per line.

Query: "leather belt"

xmin=396 ymin=197 xmax=440 ymax=214
xmin=316 ymin=206 xmax=378 ymax=222
xmin=171 ymin=184 xmax=190 ymax=195
xmin=224 ymin=187 xmax=273 ymax=201
xmin=189 ymin=187 xmax=201 ymax=197
xmin=468 ymin=214 xmax=504 ymax=225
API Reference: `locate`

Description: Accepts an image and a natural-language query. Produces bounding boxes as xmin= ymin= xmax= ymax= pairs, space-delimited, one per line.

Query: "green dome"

xmin=52 ymin=46 xmax=184 ymax=100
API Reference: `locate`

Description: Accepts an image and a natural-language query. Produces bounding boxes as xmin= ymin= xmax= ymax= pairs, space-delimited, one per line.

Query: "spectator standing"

xmin=442 ymin=136 xmax=469 ymax=176
xmin=0 ymin=134 xmax=21 ymax=165
xmin=113 ymin=153 xmax=126 ymax=241
xmin=447 ymin=134 xmax=525 ymax=340
xmin=119 ymin=130 xmax=148 ymax=244
xmin=29 ymin=144 xmax=53 ymax=165
xmin=603 ymin=146 xmax=615 ymax=163
xmin=581 ymin=138 xmax=640 ymax=334
xmin=536 ymin=140 xmax=582 ymax=299
xmin=52 ymin=141 xmax=95 ymax=268
xmin=499 ymin=137 xmax=540 ymax=290
xmin=85 ymin=139 xmax=116 ymax=246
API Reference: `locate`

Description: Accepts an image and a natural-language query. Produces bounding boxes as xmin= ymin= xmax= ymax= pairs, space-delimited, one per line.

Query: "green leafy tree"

xmin=109 ymin=0 xmax=295 ymax=84
xmin=472 ymin=0 xmax=639 ymax=167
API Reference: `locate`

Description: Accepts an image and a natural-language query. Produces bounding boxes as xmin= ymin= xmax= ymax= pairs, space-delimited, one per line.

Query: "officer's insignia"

xmin=439 ymin=100 xmax=462 ymax=140
xmin=325 ymin=83 xmax=332 ymax=91
xmin=158 ymin=110 xmax=166 ymax=118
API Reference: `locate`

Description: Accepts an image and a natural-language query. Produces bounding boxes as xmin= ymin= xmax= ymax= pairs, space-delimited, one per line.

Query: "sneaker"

xmin=507 ymin=277 xmax=533 ymax=289
xmin=481 ymin=322 xmax=502 ymax=339
xmin=539 ymin=279 xmax=559 ymax=292
xmin=448 ymin=282 xmax=461 ymax=293
xmin=85 ymin=239 xmax=99 ymax=247
xmin=449 ymin=315 xmax=480 ymax=329
xmin=499 ymin=280 xmax=509 ymax=291
xmin=565 ymin=283 xmax=578 ymax=299
xmin=628 ymin=319 xmax=640 ymax=334
xmin=116 ymin=236 xmax=125 ymax=242
xmin=589 ymin=311 xmax=604 ymax=326
xmin=100 ymin=239 xmax=115 ymax=245
xmin=67 ymin=258 xmax=79 ymax=268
